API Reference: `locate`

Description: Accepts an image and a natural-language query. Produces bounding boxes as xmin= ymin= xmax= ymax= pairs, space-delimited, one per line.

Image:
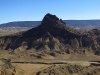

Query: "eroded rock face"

xmin=0 ymin=58 xmax=25 ymax=75
xmin=37 ymin=64 xmax=100 ymax=75
xmin=0 ymin=13 xmax=99 ymax=55
xmin=0 ymin=58 xmax=16 ymax=75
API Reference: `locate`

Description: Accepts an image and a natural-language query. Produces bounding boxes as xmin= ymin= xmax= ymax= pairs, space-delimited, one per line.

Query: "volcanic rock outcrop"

xmin=0 ymin=13 xmax=100 ymax=55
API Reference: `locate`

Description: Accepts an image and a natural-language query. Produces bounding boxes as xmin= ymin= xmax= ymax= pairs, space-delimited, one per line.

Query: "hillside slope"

xmin=0 ymin=13 xmax=100 ymax=56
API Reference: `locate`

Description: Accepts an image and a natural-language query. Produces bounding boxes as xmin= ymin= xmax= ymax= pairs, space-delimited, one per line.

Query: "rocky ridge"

xmin=0 ymin=13 xmax=99 ymax=55
xmin=37 ymin=64 xmax=100 ymax=75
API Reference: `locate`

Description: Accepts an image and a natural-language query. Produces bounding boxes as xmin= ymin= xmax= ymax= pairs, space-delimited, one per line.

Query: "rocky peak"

xmin=40 ymin=13 xmax=86 ymax=37
xmin=44 ymin=13 xmax=59 ymax=20
xmin=41 ymin=13 xmax=66 ymax=29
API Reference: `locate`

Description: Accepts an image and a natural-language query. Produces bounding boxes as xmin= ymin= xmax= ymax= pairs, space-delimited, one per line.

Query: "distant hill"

xmin=0 ymin=20 xmax=100 ymax=28
xmin=63 ymin=20 xmax=100 ymax=27
xmin=0 ymin=21 xmax=41 ymax=27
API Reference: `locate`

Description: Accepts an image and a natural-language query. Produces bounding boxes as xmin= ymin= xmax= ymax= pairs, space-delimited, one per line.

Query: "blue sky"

xmin=0 ymin=0 xmax=100 ymax=24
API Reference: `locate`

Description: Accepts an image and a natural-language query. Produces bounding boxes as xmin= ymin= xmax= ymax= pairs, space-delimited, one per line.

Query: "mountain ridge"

xmin=0 ymin=13 xmax=100 ymax=56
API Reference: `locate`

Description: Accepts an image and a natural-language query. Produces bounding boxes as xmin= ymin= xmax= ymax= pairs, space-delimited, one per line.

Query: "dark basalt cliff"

xmin=0 ymin=13 xmax=100 ymax=55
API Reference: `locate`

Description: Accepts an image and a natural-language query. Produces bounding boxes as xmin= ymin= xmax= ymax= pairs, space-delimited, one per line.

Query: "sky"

xmin=0 ymin=0 xmax=100 ymax=24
